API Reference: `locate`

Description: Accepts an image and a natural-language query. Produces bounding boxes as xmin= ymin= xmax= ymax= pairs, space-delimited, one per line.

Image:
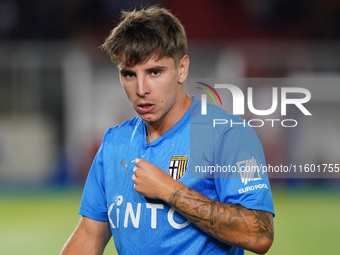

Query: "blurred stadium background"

xmin=0 ymin=0 xmax=339 ymax=254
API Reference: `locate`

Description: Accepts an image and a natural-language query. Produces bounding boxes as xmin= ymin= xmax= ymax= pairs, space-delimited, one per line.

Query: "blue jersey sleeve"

xmin=213 ymin=124 xmax=275 ymax=215
xmin=78 ymin=144 xmax=109 ymax=222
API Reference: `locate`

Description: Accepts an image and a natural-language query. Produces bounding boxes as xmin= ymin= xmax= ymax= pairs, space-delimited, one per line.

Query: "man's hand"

xmin=132 ymin=158 xmax=176 ymax=200
xmin=132 ymin=158 xmax=274 ymax=254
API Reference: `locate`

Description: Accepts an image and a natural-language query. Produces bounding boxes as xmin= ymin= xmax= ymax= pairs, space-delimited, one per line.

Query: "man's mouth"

xmin=137 ymin=104 xmax=155 ymax=113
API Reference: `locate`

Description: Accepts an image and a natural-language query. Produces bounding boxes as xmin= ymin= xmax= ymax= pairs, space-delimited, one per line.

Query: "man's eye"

xmin=151 ymin=70 xmax=160 ymax=76
xmin=124 ymin=73 xmax=135 ymax=79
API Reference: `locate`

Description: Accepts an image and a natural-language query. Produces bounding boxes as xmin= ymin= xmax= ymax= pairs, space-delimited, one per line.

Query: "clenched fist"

xmin=132 ymin=158 xmax=178 ymax=201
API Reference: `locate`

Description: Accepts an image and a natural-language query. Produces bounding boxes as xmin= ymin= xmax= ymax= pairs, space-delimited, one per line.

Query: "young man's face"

xmin=119 ymin=55 xmax=189 ymax=125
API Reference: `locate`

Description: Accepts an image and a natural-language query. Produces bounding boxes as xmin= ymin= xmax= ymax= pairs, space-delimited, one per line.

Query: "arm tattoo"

xmin=168 ymin=188 xmax=273 ymax=248
xmin=252 ymin=210 xmax=274 ymax=242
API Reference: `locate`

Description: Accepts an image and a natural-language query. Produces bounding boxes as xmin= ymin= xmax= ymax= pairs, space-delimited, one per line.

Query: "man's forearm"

xmin=166 ymin=185 xmax=274 ymax=254
xmin=132 ymin=159 xmax=274 ymax=253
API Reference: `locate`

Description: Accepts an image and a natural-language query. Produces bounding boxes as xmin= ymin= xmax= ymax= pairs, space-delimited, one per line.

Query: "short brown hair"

xmin=101 ymin=6 xmax=187 ymax=67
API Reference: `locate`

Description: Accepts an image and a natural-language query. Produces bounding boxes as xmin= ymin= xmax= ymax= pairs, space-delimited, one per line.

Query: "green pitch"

xmin=0 ymin=188 xmax=117 ymax=255
xmin=0 ymin=186 xmax=339 ymax=255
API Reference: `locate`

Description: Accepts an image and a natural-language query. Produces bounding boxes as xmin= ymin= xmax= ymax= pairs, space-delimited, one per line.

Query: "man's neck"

xmin=145 ymin=94 xmax=192 ymax=143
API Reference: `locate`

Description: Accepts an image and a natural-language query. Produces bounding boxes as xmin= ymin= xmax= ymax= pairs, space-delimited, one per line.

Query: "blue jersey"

xmin=79 ymin=96 xmax=274 ymax=255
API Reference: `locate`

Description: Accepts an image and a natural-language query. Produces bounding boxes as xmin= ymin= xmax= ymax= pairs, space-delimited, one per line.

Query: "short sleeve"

xmin=213 ymin=125 xmax=275 ymax=215
xmin=78 ymin=144 xmax=109 ymax=221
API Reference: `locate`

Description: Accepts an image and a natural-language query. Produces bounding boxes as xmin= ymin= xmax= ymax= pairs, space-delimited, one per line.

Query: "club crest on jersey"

xmin=168 ymin=156 xmax=189 ymax=180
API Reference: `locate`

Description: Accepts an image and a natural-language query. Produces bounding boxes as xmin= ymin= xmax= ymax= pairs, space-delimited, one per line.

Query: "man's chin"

xmin=138 ymin=113 xmax=159 ymax=123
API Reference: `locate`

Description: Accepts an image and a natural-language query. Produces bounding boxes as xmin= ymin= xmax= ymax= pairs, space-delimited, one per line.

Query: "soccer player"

xmin=60 ymin=6 xmax=274 ymax=255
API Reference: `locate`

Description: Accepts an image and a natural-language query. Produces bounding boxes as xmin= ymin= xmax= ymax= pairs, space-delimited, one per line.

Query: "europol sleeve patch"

xmin=237 ymin=157 xmax=262 ymax=185
xmin=168 ymin=156 xmax=189 ymax=180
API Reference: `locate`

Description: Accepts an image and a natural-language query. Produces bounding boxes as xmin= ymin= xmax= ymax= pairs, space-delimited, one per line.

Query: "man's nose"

xmin=136 ymin=76 xmax=150 ymax=97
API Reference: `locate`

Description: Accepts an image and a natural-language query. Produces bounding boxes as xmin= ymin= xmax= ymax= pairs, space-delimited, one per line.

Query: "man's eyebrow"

xmin=146 ymin=66 xmax=167 ymax=72
xmin=120 ymin=69 xmax=135 ymax=76
xmin=120 ymin=65 xmax=168 ymax=75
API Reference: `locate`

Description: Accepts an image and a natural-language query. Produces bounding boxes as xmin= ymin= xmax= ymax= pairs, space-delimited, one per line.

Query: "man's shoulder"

xmin=190 ymin=97 xmax=261 ymax=151
xmin=191 ymin=98 xmax=246 ymax=134
xmin=103 ymin=116 xmax=143 ymax=143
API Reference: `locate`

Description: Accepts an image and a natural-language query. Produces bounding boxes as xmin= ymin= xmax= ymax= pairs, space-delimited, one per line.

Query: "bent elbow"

xmin=250 ymin=237 xmax=273 ymax=255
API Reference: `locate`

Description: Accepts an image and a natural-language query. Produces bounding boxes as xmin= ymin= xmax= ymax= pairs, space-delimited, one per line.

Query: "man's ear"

xmin=178 ymin=55 xmax=190 ymax=84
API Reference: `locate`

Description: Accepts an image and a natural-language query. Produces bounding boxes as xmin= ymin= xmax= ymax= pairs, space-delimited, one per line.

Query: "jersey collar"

xmin=140 ymin=96 xmax=198 ymax=148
